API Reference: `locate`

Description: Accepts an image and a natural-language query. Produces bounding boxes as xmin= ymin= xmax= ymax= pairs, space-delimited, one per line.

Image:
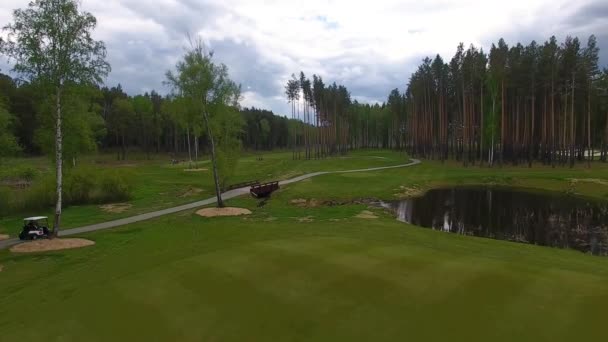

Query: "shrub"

xmin=18 ymin=166 xmax=38 ymax=182
xmin=65 ymin=167 xmax=96 ymax=205
xmin=23 ymin=174 xmax=56 ymax=211
xmin=0 ymin=186 xmax=11 ymax=216
xmin=97 ymin=170 xmax=133 ymax=203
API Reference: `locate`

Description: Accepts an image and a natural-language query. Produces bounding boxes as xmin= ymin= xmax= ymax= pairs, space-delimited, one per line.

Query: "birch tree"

xmin=0 ymin=0 xmax=110 ymax=235
xmin=166 ymin=40 xmax=241 ymax=207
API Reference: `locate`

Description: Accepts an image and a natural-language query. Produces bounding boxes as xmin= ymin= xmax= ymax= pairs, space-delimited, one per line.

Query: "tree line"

xmin=401 ymin=36 xmax=608 ymax=166
xmin=284 ymin=72 xmax=404 ymax=159
xmin=0 ymin=74 xmax=305 ymax=160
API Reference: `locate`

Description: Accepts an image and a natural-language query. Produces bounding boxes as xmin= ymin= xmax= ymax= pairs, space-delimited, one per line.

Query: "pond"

xmin=381 ymin=187 xmax=608 ymax=255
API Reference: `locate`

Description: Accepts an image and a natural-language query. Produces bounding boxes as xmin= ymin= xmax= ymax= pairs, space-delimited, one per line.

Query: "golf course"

xmin=1 ymin=150 xmax=608 ymax=341
xmin=2 ymin=0 xmax=608 ymax=340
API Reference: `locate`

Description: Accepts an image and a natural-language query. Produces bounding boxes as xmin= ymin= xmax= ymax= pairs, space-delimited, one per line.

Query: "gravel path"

xmin=0 ymin=159 xmax=420 ymax=250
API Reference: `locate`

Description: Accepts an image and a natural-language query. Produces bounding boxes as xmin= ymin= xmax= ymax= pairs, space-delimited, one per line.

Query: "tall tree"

xmin=166 ymin=40 xmax=241 ymax=207
xmin=0 ymin=0 xmax=110 ymax=235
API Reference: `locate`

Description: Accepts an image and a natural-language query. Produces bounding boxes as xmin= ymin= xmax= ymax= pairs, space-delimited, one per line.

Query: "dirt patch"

xmin=568 ymin=178 xmax=608 ymax=187
xmin=264 ymin=217 xmax=278 ymax=221
xmin=184 ymin=168 xmax=208 ymax=172
xmin=10 ymin=238 xmax=95 ymax=253
xmin=289 ymin=198 xmax=321 ymax=208
xmin=99 ymin=203 xmax=132 ymax=213
xmin=180 ymin=187 xmax=204 ymax=197
xmin=290 ymin=198 xmax=307 ymax=206
xmin=296 ymin=216 xmax=315 ymax=223
xmin=0 ymin=234 xmax=9 ymax=241
xmin=0 ymin=265 xmax=3 ymax=272
xmin=355 ymin=210 xmax=378 ymax=219
xmin=393 ymin=185 xmax=425 ymax=199
xmin=196 ymin=207 xmax=252 ymax=217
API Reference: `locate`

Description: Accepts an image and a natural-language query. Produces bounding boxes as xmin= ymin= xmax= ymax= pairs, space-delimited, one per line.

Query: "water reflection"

xmin=382 ymin=187 xmax=608 ymax=255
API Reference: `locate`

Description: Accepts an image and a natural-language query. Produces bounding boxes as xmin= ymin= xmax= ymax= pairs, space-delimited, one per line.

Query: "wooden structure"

xmin=250 ymin=181 xmax=280 ymax=198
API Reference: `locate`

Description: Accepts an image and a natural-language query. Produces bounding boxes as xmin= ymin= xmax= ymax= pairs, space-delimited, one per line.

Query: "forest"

xmin=0 ymin=76 xmax=295 ymax=161
xmin=281 ymin=36 xmax=608 ymax=166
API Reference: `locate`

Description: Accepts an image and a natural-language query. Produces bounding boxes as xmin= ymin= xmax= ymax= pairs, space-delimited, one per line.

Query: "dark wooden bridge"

xmin=250 ymin=181 xmax=280 ymax=198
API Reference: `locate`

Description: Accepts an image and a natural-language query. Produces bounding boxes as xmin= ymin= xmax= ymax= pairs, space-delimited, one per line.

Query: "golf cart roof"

xmin=23 ymin=216 xmax=48 ymax=221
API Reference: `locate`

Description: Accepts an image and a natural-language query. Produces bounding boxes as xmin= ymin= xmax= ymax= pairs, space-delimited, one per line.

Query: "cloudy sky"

xmin=1 ymin=0 xmax=607 ymax=115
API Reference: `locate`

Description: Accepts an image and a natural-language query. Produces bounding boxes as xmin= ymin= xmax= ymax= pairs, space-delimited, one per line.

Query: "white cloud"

xmin=1 ymin=0 xmax=607 ymax=115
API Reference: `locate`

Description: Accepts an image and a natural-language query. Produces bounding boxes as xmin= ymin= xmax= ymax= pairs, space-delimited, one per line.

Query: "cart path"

xmin=0 ymin=159 xmax=420 ymax=250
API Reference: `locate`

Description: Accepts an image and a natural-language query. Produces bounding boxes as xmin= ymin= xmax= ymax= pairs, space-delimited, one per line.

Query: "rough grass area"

xmin=0 ymin=150 xmax=406 ymax=235
xmin=0 ymin=196 xmax=606 ymax=341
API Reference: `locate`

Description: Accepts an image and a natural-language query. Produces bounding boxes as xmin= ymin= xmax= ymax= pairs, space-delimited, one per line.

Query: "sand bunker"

xmin=184 ymin=168 xmax=208 ymax=172
xmin=100 ymin=203 xmax=132 ymax=213
xmin=355 ymin=210 xmax=378 ymax=219
xmin=196 ymin=207 xmax=252 ymax=217
xmin=10 ymin=238 xmax=95 ymax=253
xmin=0 ymin=234 xmax=9 ymax=241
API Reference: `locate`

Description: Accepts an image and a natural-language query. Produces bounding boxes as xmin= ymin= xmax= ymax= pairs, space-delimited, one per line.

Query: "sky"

xmin=1 ymin=0 xmax=607 ymax=116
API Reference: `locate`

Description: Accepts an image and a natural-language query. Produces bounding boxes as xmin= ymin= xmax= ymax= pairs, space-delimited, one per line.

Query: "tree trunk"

xmin=587 ymin=83 xmax=591 ymax=167
xmin=53 ymin=86 xmax=63 ymax=237
xmin=203 ymin=111 xmax=223 ymax=207
xmin=186 ymin=126 xmax=192 ymax=168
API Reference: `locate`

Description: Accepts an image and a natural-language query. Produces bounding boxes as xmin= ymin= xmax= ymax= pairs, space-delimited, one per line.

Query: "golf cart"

xmin=19 ymin=216 xmax=51 ymax=240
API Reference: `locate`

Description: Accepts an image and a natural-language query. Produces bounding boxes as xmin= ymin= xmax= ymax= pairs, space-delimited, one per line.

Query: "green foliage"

xmin=0 ymin=104 xmax=21 ymax=160
xmin=165 ymin=39 xmax=242 ymax=205
xmin=23 ymin=174 xmax=56 ymax=212
xmin=13 ymin=166 xmax=38 ymax=182
xmin=34 ymin=87 xmax=105 ymax=164
xmin=0 ymin=167 xmax=133 ymax=215
xmin=97 ymin=170 xmax=134 ymax=203
xmin=0 ymin=0 xmax=110 ymax=87
xmin=214 ymin=107 xmax=244 ymax=187
xmin=64 ymin=167 xmax=97 ymax=204
xmin=0 ymin=186 xmax=11 ymax=216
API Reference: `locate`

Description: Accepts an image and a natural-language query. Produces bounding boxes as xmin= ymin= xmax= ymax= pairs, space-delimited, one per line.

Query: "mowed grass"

xmin=1 ymin=152 xmax=608 ymax=341
xmin=0 ymin=194 xmax=607 ymax=341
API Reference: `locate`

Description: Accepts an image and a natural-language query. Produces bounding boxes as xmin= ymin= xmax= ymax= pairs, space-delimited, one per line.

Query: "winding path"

xmin=0 ymin=159 xmax=420 ymax=250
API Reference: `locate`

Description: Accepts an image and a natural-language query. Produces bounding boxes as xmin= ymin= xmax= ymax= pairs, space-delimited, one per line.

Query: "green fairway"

xmin=1 ymin=195 xmax=607 ymax=341
xmin=1 ymin=152 xmax=608 ymax=341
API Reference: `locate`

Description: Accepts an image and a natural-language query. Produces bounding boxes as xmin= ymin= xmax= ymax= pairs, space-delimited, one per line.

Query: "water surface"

xmin=382 ymin=187 xmax=608 ymax=255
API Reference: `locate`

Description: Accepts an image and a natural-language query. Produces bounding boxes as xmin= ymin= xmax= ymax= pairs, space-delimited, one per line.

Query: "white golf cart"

xmin=18 ymin=216 xmax=51 ymax=240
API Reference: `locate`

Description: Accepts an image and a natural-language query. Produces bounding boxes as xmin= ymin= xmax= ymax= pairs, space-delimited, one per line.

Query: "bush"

xmin=97 ymin=170 xmax=133 ymax=203
xmin=0 ymin=186 xmax=11 ymax=216
xmin=23 ymin=174 xmax=56 ymax=211
xmin=3 ymin=166 xmax=134 ymax=215
xmin=65 ymin=167 xmax=96 ymax=205
xmin=18 ymin=166 xmax=38 ymax=182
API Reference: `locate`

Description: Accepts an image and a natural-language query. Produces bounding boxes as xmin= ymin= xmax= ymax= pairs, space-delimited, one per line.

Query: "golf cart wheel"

xmin=31 ymin=235 xmax=37 ymax=240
